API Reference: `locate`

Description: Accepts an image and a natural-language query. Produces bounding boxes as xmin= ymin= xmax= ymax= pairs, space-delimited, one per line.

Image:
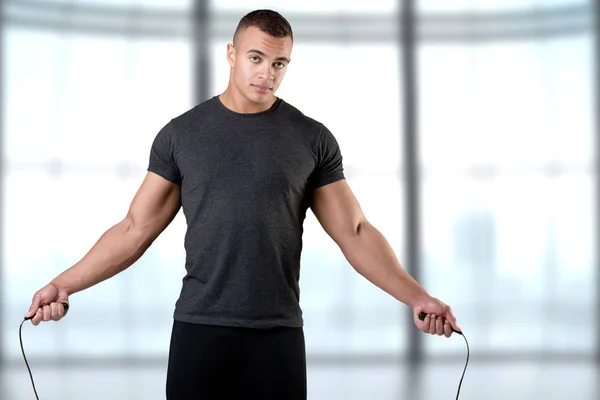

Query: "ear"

xmin=226 ymin=43 xmax=235 ymax=67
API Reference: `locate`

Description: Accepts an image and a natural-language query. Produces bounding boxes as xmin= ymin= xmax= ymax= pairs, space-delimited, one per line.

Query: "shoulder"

xmin=151 ymin=98 xmax=215 ymax=149
xmin=167 ymin=96 xmax=217 ymax=133
xmin=280 ymin=100 xmax=340 ymax=145
xmin=278 ymin=99 xmax=329 ymax=137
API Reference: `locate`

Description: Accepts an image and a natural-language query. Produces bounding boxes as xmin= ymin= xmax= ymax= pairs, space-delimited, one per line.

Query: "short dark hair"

xmin=233 ymin=9 xmax=293 ymax=45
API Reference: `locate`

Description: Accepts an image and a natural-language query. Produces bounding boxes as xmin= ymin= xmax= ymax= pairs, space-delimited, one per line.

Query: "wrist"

xmin=49 ymin=278 xmax=72 ymax=297
xmin=407 ymin=291 xmax=430 ymax=310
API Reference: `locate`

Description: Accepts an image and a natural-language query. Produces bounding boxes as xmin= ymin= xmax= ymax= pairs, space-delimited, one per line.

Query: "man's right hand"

xmin=24 ymin=283 xmax=70 ymax=326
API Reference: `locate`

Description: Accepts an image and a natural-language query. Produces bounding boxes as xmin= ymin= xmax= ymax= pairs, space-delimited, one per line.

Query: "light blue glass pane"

xmin=4 ymin=28 xmax=192 ymax=166
xmin=418 ymin=0 xmax=589 ymax=12
xmin=421 ymin=173 xmax=595 ymax=354
xmin=59 ymin=0 xmax=191 ymax=9
xmin=419 ymin=36 xmax=593 ymax=170
xmin=209 ymin=0 xmax=397 ymax=14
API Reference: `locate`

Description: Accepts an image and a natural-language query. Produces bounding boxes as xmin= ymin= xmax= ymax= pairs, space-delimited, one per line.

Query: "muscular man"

xmin=25 ymin=9 xmax=461 ymax=400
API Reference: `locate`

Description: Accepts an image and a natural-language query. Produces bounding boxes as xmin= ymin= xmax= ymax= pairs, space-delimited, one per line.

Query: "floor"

xmin=1 ymin=360 xmax=597 ymax=399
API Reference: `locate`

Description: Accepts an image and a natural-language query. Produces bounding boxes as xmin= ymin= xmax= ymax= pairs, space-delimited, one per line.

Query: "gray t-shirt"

xmin=148 ymin=95 xmax=345 ymax=329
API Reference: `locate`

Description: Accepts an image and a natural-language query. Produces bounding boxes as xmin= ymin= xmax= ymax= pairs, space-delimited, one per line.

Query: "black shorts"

xmin=166 ymin=320 xmax=307 ymax=400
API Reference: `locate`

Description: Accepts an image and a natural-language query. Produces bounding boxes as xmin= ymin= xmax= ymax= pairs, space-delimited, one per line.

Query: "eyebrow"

xmin=247 ymin=49 xmax=290 ymax=62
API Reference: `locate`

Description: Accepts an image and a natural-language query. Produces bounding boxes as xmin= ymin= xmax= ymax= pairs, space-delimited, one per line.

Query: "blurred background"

xmin=1 ymin=0 xmax=598 ymax=399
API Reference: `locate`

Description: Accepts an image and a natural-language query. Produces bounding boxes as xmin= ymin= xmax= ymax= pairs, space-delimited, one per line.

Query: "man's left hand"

xmin=412 ymin=296 xmax=461 ymax=338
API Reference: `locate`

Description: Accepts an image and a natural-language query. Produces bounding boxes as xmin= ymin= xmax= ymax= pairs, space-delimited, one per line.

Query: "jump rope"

xmin=19 ymin=301 xmax=69 ymax=400
xmin=19 ymin=306 xmax=469 ymax=399
xmin=418 ymin=312 xmax=470 ymax=400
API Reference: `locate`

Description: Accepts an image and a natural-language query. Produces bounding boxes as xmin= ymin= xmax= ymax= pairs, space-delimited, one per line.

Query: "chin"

xmin=249 ymin=93 xmax=273 ymax=103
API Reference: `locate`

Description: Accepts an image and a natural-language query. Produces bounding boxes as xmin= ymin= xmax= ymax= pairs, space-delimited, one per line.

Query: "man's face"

xmin=227 ymin=26 xmax=292 ymax=106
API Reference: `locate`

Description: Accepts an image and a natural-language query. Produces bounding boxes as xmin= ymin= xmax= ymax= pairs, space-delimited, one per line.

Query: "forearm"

xmin=50 ymin=218 xmax=151 ymax=296
xmin=340 ymin=221 xmax=428 ymax=308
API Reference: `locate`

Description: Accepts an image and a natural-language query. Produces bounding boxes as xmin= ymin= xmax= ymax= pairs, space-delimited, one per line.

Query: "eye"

xmin=250 ymin=56 xmax=260 ymax=63
xmin=274 ymin=62 xmax=286 ymax=69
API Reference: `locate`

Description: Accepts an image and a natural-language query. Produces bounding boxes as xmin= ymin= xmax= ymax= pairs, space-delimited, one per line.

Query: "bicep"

xmin=125 ymin=172 xmax=181 ymax=240
xmin=310 ymin=179 xmax=366 ymax=246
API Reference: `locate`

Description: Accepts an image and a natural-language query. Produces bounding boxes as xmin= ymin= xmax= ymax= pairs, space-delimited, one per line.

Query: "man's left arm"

xmin=310 ymin=179 xmax=461 ymax=337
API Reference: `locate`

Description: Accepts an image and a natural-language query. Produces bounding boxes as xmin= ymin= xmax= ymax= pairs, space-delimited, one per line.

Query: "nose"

xmin=258 ymin=63 xmax=274 ymax=82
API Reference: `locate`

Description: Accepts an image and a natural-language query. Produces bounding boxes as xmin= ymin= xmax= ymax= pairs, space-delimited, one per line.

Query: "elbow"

xmin=122 ymin=214 xmax=135 ymax=232
xmin=355 ymin=220 xmax=365 ymax=236
xmin=122 ymin=214 xmax=143 ymax=238
xmin=338 ymin=218 xmax=369 ymax=249
xmin=121 ymin=214 xmax=153 ymax=250
xmin=355 ymin=218 xmax=370 ymax=236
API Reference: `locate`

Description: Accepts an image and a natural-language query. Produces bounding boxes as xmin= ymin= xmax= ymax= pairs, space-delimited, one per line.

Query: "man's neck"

xmin=219 ymin=87 xmax=277 ymax=114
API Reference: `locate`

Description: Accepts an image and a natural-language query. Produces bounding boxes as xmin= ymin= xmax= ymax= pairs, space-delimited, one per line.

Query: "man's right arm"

xmin=25 ymin=171 xmax=181 ymax=323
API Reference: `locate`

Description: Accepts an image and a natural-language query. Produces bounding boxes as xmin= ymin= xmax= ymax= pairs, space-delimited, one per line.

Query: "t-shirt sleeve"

xmin=147 ymin=121 xmax=182 ymax=185
xmin=310 ymin=124 xmax=345 ymax=188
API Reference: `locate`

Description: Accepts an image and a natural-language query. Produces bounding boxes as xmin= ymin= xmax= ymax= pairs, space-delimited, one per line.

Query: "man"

xmin=25 ymin=9 xmax=461 ymax=400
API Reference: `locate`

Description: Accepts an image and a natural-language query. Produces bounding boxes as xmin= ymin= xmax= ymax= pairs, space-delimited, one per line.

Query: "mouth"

xmin=251 ymin=84 xmax=272 ymax=93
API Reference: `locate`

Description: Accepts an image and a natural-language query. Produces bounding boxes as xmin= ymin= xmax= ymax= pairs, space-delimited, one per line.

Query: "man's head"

xmin=226 ymin=10 xmax=293 ymax=108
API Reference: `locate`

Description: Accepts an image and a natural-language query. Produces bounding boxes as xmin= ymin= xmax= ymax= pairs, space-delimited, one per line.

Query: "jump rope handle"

xmin=418 ymin=312 xmax=462 ymax=335
xmin=24 ymin=302 xmax=69 ymax=321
